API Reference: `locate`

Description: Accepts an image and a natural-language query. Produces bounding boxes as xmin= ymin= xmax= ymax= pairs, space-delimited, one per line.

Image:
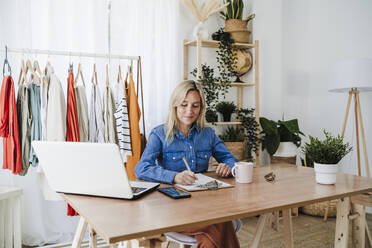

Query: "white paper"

xmin=175 ymin=173 xmax=233 ymax=191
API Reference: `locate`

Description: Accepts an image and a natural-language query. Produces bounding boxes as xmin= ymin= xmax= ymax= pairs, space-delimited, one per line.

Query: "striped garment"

xmin=89 ymin=84 xmax=105 ymax=143
xmin=114 ymin=81 xmax=132 ymax=162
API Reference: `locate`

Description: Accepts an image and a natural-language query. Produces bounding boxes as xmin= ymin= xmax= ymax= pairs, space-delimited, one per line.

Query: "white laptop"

xmin=32 ymin=141 xmax=159 ymax=199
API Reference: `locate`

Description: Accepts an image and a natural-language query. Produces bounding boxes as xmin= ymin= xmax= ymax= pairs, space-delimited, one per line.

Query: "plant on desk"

xmin=302 ymin=130 xmax=352 ymax=184
xmin=259 ymin=117 xmax=304 ymax=164
xmin=216 ymin=101 xmax=236 ymax=122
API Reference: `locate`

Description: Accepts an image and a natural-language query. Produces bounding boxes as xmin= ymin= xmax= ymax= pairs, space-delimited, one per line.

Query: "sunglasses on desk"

xmin=264 ymin=172 xmax=276 ymax=183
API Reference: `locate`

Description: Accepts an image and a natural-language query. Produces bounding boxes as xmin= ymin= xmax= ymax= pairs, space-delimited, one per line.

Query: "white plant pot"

xmin=314 ymin=162 xmax=339 ymax=184
xmin=273 ymin=142 xmax=297 ymax=157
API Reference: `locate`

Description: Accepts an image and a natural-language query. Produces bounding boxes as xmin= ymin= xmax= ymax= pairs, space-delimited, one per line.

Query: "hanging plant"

xmin=236 ymin=108 xmax=260 ymax=160
xmin=191 ymin=64 xmax=230 ymax=111
xmin=213 ymin=28 xmax=239 ymax=81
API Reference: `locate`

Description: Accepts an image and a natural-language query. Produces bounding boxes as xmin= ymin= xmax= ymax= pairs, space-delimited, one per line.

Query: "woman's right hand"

xmin=174 ymin=171 xmax=198 ymax=185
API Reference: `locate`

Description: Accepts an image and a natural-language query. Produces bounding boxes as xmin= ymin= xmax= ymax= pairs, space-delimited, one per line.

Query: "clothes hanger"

xmin=91 ymin=63 xmax=98 ymax=85
xmin=26 ymin=58 xmax=41 ymax=85
xmin=2 ymin=46 xmax=12 ymax=77
xmin=44 ymin=51 xmax=51 ymax=75
xmin=17 ymin=60 xmax=25 ymax=86
xmin=105 ymin=64 xmax=109 ymax=87
xmin=75 ymin=63 xmax=85 ymax=87
xmin=117 ymin=64 xmax=122 ymax=83
xmin=33 ymin=60 xmax=42 ymax=85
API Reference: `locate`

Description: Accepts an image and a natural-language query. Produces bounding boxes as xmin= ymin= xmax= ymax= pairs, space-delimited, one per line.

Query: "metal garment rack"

xmin=0 ymin=47 xmax=139 ymax=61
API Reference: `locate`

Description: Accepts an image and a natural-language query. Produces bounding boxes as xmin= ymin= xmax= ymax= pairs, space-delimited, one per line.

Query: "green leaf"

xmin=259 ymin=117 xmax=278 ymax=136
xmin=279 ymin=119 xmax=300 ymax=134
xmin=264 ymin=134 xmax=280 ymax=156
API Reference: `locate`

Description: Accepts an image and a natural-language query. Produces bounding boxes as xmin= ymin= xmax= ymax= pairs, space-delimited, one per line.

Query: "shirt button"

xmin=190 ymin=146 xmax=192 ymax=149
xmin=192 ymin=160 xmax=194 ymax=163
xmin=173 ymin=157 xmax=175 ymax=160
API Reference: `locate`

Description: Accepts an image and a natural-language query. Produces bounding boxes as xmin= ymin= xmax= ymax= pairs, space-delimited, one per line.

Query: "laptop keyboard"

xmin=131 ymin=186 xmax=147 ymax=194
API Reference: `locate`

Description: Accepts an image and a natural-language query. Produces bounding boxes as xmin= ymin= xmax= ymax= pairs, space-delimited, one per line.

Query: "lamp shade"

xmin=329 ymin=58 xmax=372 ymax=93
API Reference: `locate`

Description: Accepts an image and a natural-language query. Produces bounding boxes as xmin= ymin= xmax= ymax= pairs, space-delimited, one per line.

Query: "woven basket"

xmin=225 ymin=19 xmax=251 ymax=43
xmin=301 ymin=200 xmax=338 ymax=218
xmin=225 ymin=142 xmax=245 ymax=161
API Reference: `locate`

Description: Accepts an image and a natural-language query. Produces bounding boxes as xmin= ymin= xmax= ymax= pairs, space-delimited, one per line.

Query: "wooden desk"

xmin=62 ymin=164 xmax=372 ymax=248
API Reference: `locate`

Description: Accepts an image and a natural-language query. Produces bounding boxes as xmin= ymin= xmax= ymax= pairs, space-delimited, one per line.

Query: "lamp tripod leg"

xmin=354 ymin=92 xmax=362 ymax=176
xmin=356 ymin=93 xmax=371 ymax=178
xmin=342 ymin=91 xmax=353 ymax=139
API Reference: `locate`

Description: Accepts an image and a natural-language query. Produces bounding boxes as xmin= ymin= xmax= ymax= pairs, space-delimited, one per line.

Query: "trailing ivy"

xmin=191 ymin=64 xmax=229 ymax=111
xmin=236 ymin=108 xmax=260 ymax=160
xmin=191 ymin=28 xmax=239 ymax=112
xmin=214 ymin=28 xmax=238 ymax=82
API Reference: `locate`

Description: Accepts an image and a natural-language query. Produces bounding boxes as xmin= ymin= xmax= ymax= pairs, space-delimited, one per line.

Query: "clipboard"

xmin=175 ymin=173 xmax=233 ymax=192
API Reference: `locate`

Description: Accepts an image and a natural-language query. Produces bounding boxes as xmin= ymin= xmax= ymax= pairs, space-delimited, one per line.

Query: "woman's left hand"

xmin=215 ymin=163 xmax=231 ymax=177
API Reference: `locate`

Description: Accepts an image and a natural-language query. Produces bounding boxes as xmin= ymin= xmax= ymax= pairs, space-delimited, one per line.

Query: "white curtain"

xmin=0 ymin=0 xmax=180 ymax=245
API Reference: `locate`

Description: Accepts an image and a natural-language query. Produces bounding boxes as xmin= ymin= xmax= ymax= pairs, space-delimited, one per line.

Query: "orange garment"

xmin=180 ymin=221 xmax=240 ymax=248
xmin=66 ymin=70 xmax=80 ymax=216
xmin=125 ymin=74 xmax=141 ymax=180
xmin=0 ymin=76 xmax=22 ymax=174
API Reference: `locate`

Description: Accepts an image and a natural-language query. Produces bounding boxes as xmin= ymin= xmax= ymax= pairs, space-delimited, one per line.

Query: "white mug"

xmin=232 ymin=162 xmax=254 ymax=183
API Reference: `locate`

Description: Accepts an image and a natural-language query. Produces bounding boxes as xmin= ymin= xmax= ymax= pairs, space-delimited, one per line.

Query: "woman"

xmin=135 ymin=80 xmax=240 ymax=248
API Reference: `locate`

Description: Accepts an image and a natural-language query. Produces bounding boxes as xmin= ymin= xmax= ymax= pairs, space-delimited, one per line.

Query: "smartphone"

xmin=157 ymin=187 xmax=191 ymax=199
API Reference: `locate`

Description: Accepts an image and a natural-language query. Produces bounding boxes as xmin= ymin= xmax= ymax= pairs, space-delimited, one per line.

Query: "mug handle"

xmin=232 ymin=165 xmax=239 ymax=177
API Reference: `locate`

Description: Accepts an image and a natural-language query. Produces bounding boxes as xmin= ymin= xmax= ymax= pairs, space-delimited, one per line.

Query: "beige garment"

xmin=75 ymin=85 xmax=89 ymax=142
xmin=46 ymin=66 xmax=66 ymax=141
xmin=38 ymin=65 xmax=66 ymax=201
xmin=103 ymin=85 xmax=117 ymax=143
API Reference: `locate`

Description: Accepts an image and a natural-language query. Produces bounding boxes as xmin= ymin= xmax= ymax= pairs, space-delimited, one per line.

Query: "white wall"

xmin=180 ymin=0 xmax=372 ymax=177
xmin=282 ymin=0 xmax=372 ymax=178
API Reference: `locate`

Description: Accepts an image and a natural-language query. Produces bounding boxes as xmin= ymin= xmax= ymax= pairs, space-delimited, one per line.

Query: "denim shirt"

xmin=135 ymin=124 xmax=238 ymax=184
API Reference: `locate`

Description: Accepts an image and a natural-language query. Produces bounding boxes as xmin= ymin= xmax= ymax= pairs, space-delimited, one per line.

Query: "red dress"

xmin=0 ymin=76 xmax=22 ymax=174
xmin=66 ymin=70 xmax=80 ymax=216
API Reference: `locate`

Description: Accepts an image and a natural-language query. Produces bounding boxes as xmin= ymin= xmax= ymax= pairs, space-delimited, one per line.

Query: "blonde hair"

xmin=165 ymin=80 xmax=206 ymax=143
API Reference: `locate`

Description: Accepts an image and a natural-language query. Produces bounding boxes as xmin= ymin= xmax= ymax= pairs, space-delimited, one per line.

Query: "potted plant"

xmin=220 ymin=0 xmax=255 ymax=43
xmin=302 ymin=130 xmax=352 ymax=184
xmin=259 ymin=117 xmax=304 ymax=164
xmin=219 ymin=126 xmax=245 ymax=160
xmin=206 ymin=109 xmax=218 ymax=123
xmin=216 ymin=101 xmax=236 ymax=122
xmin=237 ymin=108 xmax=260 ymax=161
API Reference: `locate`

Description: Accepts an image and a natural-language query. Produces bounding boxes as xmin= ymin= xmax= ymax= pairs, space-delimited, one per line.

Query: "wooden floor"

xmin=23 ymin=213 xmax=372 ymax=248
xmin=168 ymin=213 xmax=372 ymax=248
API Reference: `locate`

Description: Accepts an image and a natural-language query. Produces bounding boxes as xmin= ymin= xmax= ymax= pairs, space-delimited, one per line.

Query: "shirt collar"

xmin=175 ymin=123 xmax=200 ymax=138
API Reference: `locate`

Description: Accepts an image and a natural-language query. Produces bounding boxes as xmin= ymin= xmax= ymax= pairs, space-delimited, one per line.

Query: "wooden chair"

xmin=163 ymin=219 xmax=242 ymax=248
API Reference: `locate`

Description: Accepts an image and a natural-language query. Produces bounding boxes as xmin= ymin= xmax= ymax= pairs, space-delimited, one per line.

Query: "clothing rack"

xmin=0 ymin=47 xmax=139 ymax=61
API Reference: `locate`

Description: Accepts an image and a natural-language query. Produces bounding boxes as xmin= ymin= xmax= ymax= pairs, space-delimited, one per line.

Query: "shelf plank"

xmin=207 ymin=121 xmax=242 ymax=125
xmin=184 ymin=40 xmax=255 ymax=49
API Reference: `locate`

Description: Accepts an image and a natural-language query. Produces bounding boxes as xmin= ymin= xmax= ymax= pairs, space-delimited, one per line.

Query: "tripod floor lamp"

xmin=329 ymin=58 xmax=372 ymax=178
xmin=324 ymin=59 xmax=372 ymax=222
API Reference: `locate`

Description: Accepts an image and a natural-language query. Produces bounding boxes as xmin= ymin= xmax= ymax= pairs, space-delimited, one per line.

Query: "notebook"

xmin=32 ymin=141 xmax=159 ymax=199
xmin=175 ymin=173 xmax=233 ymax=192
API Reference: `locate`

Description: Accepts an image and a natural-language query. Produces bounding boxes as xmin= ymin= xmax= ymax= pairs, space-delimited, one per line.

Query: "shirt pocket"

xmin=196 ymin=150 xmax=212 ymax=171
xmin=163 ymin=151 xmax=185 ymax=172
